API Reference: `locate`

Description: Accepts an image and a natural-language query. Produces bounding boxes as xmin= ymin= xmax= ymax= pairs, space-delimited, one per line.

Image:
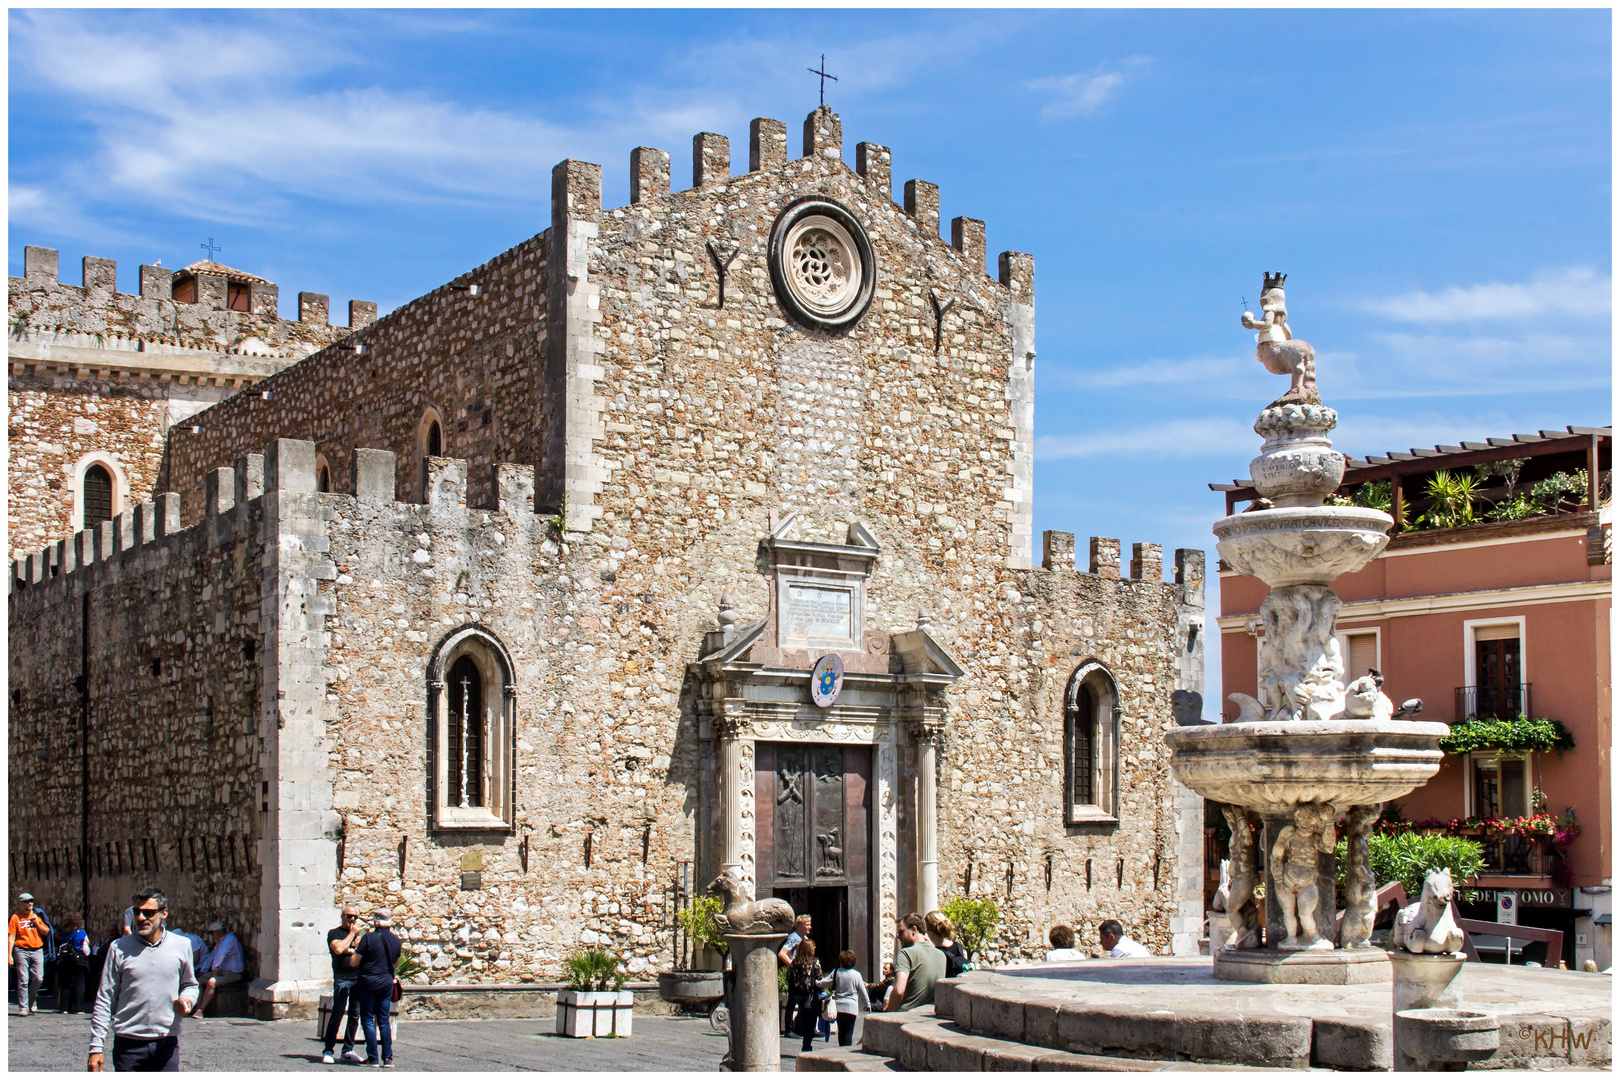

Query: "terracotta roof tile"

xmin=174 ymin=260 xmax=273 ymax=286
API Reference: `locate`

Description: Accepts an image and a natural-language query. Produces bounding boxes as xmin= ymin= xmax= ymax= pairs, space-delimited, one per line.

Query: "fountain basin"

xmin=1394 ymin=1008 xmax=1500 ymax=1066
xmin=1165 ymin=720 xmax=1449 ymax=812
xmin=1214 ymin=506 xmax=1393 ymax=587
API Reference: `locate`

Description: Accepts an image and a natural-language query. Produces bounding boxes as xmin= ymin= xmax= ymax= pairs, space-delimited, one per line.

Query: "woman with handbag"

xmin=816 ymin=950 xmax=871 ymax=1047
xmin=349 ymin=908 xmax=403 ymax=1068
xmin=786 ymin=939 xmax=824 ymax=1053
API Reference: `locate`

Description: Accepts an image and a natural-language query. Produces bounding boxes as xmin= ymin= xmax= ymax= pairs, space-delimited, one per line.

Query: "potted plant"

xmin=658 ymin=896 xmax=727 ymax=1012
xmin=556 ymin=948 xmax=630 ymax=1038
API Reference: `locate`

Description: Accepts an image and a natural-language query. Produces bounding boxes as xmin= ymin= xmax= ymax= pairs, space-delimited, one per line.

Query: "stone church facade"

xmin=9 ymin=107 xmax=1204 ymax=1017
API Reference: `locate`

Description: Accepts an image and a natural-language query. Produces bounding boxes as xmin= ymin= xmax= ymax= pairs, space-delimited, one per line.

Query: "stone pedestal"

xmin=723 ymin=932 xmax=789 ymax=1071
xmin=1390 ymin=950 xmax=1483 ymax=1070
xmin=1214 ymin=946 xmax=1391 ymax=985
xmin=1390 ymin=950 xmax=1466 ymax=1012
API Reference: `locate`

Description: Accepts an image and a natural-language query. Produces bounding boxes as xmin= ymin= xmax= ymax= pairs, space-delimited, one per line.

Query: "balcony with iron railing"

xmin=1455 ymin=683 xmax=1531 ymax=722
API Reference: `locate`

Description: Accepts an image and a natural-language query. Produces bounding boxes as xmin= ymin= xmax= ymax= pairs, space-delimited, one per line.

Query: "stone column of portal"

xmin=723 ymin=932 xmax=791 ymax=1071
xmin=914 ymin=724 xmax=944 ymax=915
xmin=718 ymin=716 xmax=745 ymax=877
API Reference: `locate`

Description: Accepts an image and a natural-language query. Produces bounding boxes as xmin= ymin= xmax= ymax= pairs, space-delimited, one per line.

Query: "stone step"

xmin=860 ymin=1010 xmax=1319 ymax=1073
xmin=795 ymin=1046 xmax=909 ymax=1071
xmin=944 ymin=983 xmax=1320 ymax=1070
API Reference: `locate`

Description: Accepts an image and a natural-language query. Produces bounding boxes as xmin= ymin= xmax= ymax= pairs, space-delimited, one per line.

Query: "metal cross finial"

xmin=808 ymin=54 xmax=838 ymax=107
xmin=200 ymin=238 xmax=222 ymax=261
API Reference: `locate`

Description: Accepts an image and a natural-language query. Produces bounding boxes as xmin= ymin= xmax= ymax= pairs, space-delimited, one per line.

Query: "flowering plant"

xmin=1383 ymin=810 xmax=1579 ymax=845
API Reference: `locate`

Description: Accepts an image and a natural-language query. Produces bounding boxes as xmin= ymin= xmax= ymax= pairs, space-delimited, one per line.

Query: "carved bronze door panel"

xmin=754 ymin=743 xmax=872 ymax=973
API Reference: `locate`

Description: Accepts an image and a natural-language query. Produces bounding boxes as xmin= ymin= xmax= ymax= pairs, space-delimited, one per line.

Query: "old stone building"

xmin=7 ymin=249 xmax=374 ymax=559
xmin=9 ymin=106 xmax=1205 ymax=1017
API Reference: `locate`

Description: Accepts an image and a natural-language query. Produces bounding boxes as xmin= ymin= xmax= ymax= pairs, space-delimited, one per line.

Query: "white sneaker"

xmin=322 ymin=1053 xmax=335 ymax=1065
xmin=342 ymin=1050 xmax=364 ymax=1063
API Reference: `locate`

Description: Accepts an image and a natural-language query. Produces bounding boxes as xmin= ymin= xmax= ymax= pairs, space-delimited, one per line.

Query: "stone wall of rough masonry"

xmin=157 ymin=243 xmax=548 ymax=526
xmin=7 ymin=247 xmax=363 ymax=558
xmin=7 ymin=484 xmax=268 ymax=957
xmin=9 ymin=107 xmax=1206 ymax=981
xmin=316 ymin=453 xmax=698 ymax=981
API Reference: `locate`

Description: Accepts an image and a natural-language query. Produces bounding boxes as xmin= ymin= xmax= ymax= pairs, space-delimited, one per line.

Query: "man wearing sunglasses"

xmin=88 ymin=888 xmax=199 ymax=1072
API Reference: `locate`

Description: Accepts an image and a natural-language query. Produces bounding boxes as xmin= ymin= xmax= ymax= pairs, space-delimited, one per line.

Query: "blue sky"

xmin=9 ymin=9 xmax=1612 ymax=712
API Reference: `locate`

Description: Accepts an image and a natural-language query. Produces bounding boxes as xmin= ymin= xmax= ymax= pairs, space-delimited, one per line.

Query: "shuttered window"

xmin=1343 ymin=632 xmax=1378 ymax=681
xmin=82 ymin=464 xmax=113 ymax=530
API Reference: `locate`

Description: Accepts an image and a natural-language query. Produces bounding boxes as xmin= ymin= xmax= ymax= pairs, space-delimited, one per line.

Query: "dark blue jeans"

xmin=355 ymin=977 xmax=394 ymax=1065
xmin=322 ymin=976 xmax=361 ymax=1054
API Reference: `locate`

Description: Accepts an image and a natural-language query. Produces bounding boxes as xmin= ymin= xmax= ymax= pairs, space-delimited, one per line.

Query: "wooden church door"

xmin=755 ymin=743 xmax=873 ymax=976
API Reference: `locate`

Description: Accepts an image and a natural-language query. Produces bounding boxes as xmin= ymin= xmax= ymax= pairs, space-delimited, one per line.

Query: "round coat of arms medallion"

xmin=809 ymin=653 xmax=845 ymax=708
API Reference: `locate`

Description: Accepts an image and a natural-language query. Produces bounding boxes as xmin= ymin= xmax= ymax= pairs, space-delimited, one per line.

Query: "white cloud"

xmin=1045 ymin=353 xmax=1250 ymax=390
xmin=1362 ymin=268 xmax=1611 ymax=323
xmin=1035 ymin=417 xmax=1254 ymax=461
xmin=1026 ymin=56 xmax=1150 ymax=120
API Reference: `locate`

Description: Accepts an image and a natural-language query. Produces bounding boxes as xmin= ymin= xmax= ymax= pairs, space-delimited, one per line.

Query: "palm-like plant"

xmin=1418 ymin=471 xmax=1482 ymax=530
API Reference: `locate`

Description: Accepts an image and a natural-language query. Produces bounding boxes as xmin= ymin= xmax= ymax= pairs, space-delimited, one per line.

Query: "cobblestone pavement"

xmin=5 ymin=1008 xmax=832 ymax=1072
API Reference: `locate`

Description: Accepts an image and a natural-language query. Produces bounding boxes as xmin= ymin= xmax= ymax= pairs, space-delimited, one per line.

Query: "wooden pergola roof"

xmin=1210 ymin=425 xmax=1612 ymax=525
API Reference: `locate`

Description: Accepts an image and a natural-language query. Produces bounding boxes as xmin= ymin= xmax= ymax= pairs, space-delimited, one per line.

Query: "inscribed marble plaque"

xmin=785 ymin=584 xmax=853 ymax=644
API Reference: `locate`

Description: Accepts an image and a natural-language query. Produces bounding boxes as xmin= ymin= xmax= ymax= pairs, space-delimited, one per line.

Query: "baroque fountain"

xmin=1166 ymin=273 xmax=1451 ymax=984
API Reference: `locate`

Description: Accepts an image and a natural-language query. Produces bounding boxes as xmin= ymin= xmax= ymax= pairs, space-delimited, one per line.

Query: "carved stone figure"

xmin=1219 ymin=805 xmax=1261 ymax=949
xmin=1212 ymin=859 xmax=1231 ymax=913
xmin=1395 ymin=868 xmax=1466 ymax=954
xmin=1237 ymin=584 xmax=1348 ymax=722
xmin=1338 ymin=804 xmax=1381 ymax=948
xmin=1271 ymin=802 xmax=1338 ymax=950
xmin=708 ymin=869 xmax=796 ymax=935
xmin=1338 ymin=673 xmax=1394 ymax=723
xmin=1241 ymin=273 xmax=1318 ymax=405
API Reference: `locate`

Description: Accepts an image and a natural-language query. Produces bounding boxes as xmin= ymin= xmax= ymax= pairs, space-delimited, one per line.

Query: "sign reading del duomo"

xmin=8 ymin=106 xmax=1206 ymax=1016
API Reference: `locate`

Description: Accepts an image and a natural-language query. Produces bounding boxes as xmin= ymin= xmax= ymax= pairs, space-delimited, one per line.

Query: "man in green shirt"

xmin=886 ymin=913 xmax=946 ymax=1012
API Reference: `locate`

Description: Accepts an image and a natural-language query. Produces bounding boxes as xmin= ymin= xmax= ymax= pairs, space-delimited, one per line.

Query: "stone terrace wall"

xmin=8 ymin=479 xmax=268 ymax=955
xmin=157 ymin=244 xmax=548 ymax=526
xmin=8 ymin=245 xmax=366 ymax=558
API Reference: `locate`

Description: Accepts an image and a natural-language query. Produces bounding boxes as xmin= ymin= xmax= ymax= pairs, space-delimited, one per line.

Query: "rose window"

xmin=770 ymin=202 xmax=873 ymax=329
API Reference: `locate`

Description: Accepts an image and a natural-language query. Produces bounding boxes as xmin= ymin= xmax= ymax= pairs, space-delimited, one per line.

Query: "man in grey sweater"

xmin=89 ymin=887 xmax=199 ymax=1072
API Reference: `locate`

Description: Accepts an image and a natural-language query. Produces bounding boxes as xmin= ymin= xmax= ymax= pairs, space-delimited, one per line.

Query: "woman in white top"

xmin=816 ymin=950 xmax=871 ymax=1047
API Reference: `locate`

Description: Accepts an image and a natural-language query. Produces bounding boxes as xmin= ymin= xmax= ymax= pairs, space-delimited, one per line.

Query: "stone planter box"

xmin=656 ymin=970 xmax=724 ymax=1010
xmin=316 ymin=994 xmax=397 ymax=1044
xmin=555 ymin=989 xmax=633 ymax=1037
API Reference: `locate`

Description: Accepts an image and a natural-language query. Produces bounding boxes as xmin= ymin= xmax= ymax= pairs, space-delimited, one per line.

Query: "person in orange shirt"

xmin=9 ymin=893 xmax=52 ymax=1016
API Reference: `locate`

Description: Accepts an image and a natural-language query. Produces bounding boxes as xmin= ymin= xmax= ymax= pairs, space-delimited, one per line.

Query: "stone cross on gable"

xmin=808 ymin=54 xmax=838 ymax=107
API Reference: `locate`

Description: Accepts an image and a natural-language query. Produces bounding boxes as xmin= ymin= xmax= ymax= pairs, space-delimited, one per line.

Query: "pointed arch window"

xmin=429 ymin=626 xmax=515 ymax=831
xmin=1064 ymin=661 xmax=1120 ymax=823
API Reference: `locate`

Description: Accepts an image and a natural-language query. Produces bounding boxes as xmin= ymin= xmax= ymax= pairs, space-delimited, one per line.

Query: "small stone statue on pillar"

xmin=709 ymin=870 xmax=796 ymax=1072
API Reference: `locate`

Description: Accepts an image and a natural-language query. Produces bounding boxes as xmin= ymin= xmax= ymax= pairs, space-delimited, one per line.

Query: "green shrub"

xmin=941 ymin=895 xmax=1001 ymax=962
xmin=1528 ymin=469 xmax=1587 ymax=513
xmin=1336 ymin=832 xmax=1486 ymax=898
xmin=677 ymin=895 xmax=728 ymax=959
xmin=565 ymin=947 xmax=625 ymax=991
xmin=1440 ymin=715 xmax=1574 ymax=755
xmin=393 ymin=945 xmax=424 ymax=983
